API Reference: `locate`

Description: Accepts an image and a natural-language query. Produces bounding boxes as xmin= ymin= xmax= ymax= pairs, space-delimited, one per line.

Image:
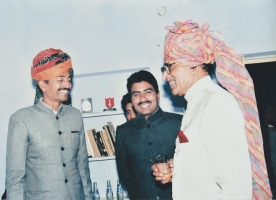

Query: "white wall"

xmin=0 ymin=0 xmax=276 ymax=192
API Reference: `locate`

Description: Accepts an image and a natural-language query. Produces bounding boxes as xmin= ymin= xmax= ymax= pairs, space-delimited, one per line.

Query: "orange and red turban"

xmin=164 ymin=20 xmax=272 ymax=199
xmin=31 ymin=48 xmax=72 ymax=81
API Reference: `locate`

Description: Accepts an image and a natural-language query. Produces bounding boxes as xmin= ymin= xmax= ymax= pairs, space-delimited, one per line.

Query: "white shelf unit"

xmin=82 ymin=111 xmax=125 ymax=198
xmin=82 ymin=110 xmax=124 ymax=118
xmin=242 ymin=51 xmax=276 ymax=64
xmin=84 ymin=112 xmax=121 ymax=196
xmin=89 ymin=156 xmax=115 ymax=162
xmin=71 ymin=67 xmax=150 ymax=198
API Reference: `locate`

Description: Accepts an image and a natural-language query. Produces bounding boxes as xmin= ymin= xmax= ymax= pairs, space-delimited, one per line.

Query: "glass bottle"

xmin=92 ymin=182 xmax=100 ymax=200
xmin=116 ymin=179 xmax=124 ymax=200
xmin=106 ymin=180 xmax=114 ymax=200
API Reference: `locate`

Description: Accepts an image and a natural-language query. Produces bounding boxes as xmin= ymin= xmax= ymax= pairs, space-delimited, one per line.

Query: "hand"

xmin=168 ymin=158 xmax=174 ymax=172
xmin=151 ymin=159 xmax=174 ymax=184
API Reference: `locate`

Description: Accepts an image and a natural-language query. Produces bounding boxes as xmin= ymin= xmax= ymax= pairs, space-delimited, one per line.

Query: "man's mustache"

xmin=58 ymin=88 xmax=71 ymax=92
xmin=138 ymin=101 xmax=151 ymax=106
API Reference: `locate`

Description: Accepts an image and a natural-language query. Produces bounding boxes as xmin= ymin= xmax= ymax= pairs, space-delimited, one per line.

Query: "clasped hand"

xmin=151 ymin=158 xmax=174 ymax=184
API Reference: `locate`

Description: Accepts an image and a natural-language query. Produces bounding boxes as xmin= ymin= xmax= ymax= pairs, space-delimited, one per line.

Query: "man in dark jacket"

xmin=121 ymin=93 xmax=137 ymax=121
xmin=115 ymin=70 xmax=182 ymax=199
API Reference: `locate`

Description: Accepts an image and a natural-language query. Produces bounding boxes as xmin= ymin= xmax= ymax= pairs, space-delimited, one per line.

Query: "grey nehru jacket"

xmin=6 ymin=98 xmax=92 ymax=200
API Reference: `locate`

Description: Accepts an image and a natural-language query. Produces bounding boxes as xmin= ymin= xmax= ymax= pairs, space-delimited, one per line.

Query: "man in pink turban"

xmin=152 ymin=20 xmax=271 ymax=200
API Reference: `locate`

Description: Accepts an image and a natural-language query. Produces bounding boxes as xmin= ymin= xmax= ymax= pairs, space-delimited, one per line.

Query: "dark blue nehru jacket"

xmin=115 ymin=108 xmax=182 ymax=200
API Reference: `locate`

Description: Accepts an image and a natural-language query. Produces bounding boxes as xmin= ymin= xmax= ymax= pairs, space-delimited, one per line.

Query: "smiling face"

xmin=131 ymin=81 xmax=160 ymax=119
xmin=38 ymin=71 xmax=72 ymax=110
xmin=162 ymin=57 xmax=196 ymax=96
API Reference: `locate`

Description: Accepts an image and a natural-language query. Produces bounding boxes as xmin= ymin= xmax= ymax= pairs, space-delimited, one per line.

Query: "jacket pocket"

xmin=71 ymin=132 xmax=80 ymax=149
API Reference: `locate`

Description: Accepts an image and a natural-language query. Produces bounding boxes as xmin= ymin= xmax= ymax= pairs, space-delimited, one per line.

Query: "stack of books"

xmin=85 ymin=122 xmax=116 ymax=157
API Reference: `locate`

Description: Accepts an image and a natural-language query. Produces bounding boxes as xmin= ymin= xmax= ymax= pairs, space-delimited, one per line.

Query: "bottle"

xmin=92 ymin=182 xmax=100 ymax=200
xmin=106 ymin=180 xmax=114 ymax=200
xmin=116 ymin=179 xmax=124 ymax=200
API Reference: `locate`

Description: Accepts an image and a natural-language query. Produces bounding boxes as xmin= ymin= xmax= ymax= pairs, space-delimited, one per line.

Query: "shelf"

xmin=74 ymin=67 xmax=150 ymax=79
xmin=89 ymin=156 xmax=115 ymax=162
xmin=82 ymin=110 xmax=124 ymax=118
xmin=243 ymin=51 xmax=276 ymax=64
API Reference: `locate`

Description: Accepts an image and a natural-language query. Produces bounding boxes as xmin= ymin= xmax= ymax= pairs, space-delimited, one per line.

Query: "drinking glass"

xmin=150 ymin=154 xmax=172 ymax=180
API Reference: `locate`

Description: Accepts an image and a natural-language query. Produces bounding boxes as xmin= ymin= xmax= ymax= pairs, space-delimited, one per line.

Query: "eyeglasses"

xmin=161 ymin=62 xmax=175 ymax=74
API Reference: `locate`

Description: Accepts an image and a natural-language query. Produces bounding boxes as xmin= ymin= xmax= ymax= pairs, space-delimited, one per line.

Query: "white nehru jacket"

xmin=172 ymin=76 xmax=252 ymax=200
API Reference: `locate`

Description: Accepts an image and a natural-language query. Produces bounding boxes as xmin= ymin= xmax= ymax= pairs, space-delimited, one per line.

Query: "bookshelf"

xmin=81 ymin=112 xmax=125 ymax=198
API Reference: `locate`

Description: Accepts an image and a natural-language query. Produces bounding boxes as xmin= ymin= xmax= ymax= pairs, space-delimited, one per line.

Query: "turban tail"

xmin=165 ymin=20 xmax=272 ymax=199
xmin=31 ymin=48 xmax=73 ymax=104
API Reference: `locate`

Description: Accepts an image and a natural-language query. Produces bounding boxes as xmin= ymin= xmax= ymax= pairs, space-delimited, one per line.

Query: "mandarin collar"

xmin=136 ymin=107 xmax=163 ymax=123
xmin=36 ymin=97 xmax=63 ymax=115
xmin=184 ymin=76 xmax=213 ymax=103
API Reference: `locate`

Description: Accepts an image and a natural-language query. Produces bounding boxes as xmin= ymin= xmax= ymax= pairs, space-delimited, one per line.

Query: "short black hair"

xmin=121 ymin=93 xmax=132 ymax=114
xmin=202 ymin=63 xmax=214 ymax=75
xmin=127 ymin=70 xmax=159 ymax=94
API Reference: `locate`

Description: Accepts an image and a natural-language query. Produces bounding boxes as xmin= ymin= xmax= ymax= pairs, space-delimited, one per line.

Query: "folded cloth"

xmin=178 ymin=131 xmax=189 ymax=143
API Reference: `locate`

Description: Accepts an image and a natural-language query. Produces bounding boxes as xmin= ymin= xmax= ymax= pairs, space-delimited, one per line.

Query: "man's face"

xmin=131 ymin=81 xmax=160 ymax=119
xmin=40 ymin=71 xmax=72 ymax=105
xmin=125 ymin=103 xmax=136 ymax=121
xmin=162 ymin=57 xmax=195 ymax=96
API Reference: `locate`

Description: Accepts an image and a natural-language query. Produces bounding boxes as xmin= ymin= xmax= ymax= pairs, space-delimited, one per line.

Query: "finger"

xmin=151 ymin=165 xmax=159 ymax=172
xmin=161 ymin=178 xmax=172 ymax=184
xmin=168 ymin=162 xmax=174 ymax=168
xmin=155 ymin=174 xmax=169 ymax=181
xmin=155 ymin=176 xmax=165 ymax=181
xmin=153 ymin=172 xmax=163 ymax=177
xmin=168 ymin=159 xmax=174 ymax=164
xmin=161 ymin=180 xmax=169 ymax=184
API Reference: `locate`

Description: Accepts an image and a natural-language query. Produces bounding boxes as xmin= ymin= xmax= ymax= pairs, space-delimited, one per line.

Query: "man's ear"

xmin=157 ymin=92 xmax=160 ymax=101
xmin=192 ymin=65 xmax=201 ymax=75
xmin=38 ymin=80 xmax=46 ymax=92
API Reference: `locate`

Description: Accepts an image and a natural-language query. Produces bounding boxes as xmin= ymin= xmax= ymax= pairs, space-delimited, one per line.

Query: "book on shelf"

xmin=103 ymin=125 xmax=115 ymax=153
xmin=91 ymin=129 xmax=102 ymax=157
xmin=85 ymin=121 xmax=117 ymax=159
xmin=107 ymin=121 xmax=116 ymax=142
xmin=103 ymin=127 xmax=115 ymax=156
xmin=104 ymin=125 xmax=115 ymax=147
xmin=95 ymin=130 xmax=108 ymax=157
xmin=87 ymin=129 xmax=101 ymax=157
xmin=100 ymin=129 xmax=113 ymax=156
xmin=85 ymin=130 xmax=94 ymax=157
xmin=92 ymin=129 xmax=104 ymax=157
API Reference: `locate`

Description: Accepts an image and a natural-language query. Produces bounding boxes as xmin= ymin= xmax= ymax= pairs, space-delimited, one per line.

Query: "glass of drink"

xmin=150 ymin=154 xmax=172 ymax=180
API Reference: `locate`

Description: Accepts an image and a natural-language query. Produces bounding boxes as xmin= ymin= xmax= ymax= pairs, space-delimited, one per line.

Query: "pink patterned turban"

xmin=164 ymin=20 xmax=272 ymax=200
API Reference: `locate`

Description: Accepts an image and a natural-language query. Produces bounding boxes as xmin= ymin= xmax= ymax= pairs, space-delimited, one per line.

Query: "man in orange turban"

xmin=152 ymin=20 xmax=271 ymax=200
xmin=6 ymin=48 xmax=93 ymax=199
xmin=32 ymin=48 xmax=74 ymax=104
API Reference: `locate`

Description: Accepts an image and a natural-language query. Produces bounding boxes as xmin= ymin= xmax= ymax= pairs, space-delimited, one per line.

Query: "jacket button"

xmin=61 ymin=147 xmax=65 ymax=151
xmin=58 ymin=131 xmax=62 ymax=135
xmin=65 ymin=179 xmax=68 ymax=183
xmin=147 ymin=124 xmax=151 ymax=128
xmin=63 ymin=163 xmax=66 ymax=167
xmin=56 ymin=116 xmax=59 ymax=120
